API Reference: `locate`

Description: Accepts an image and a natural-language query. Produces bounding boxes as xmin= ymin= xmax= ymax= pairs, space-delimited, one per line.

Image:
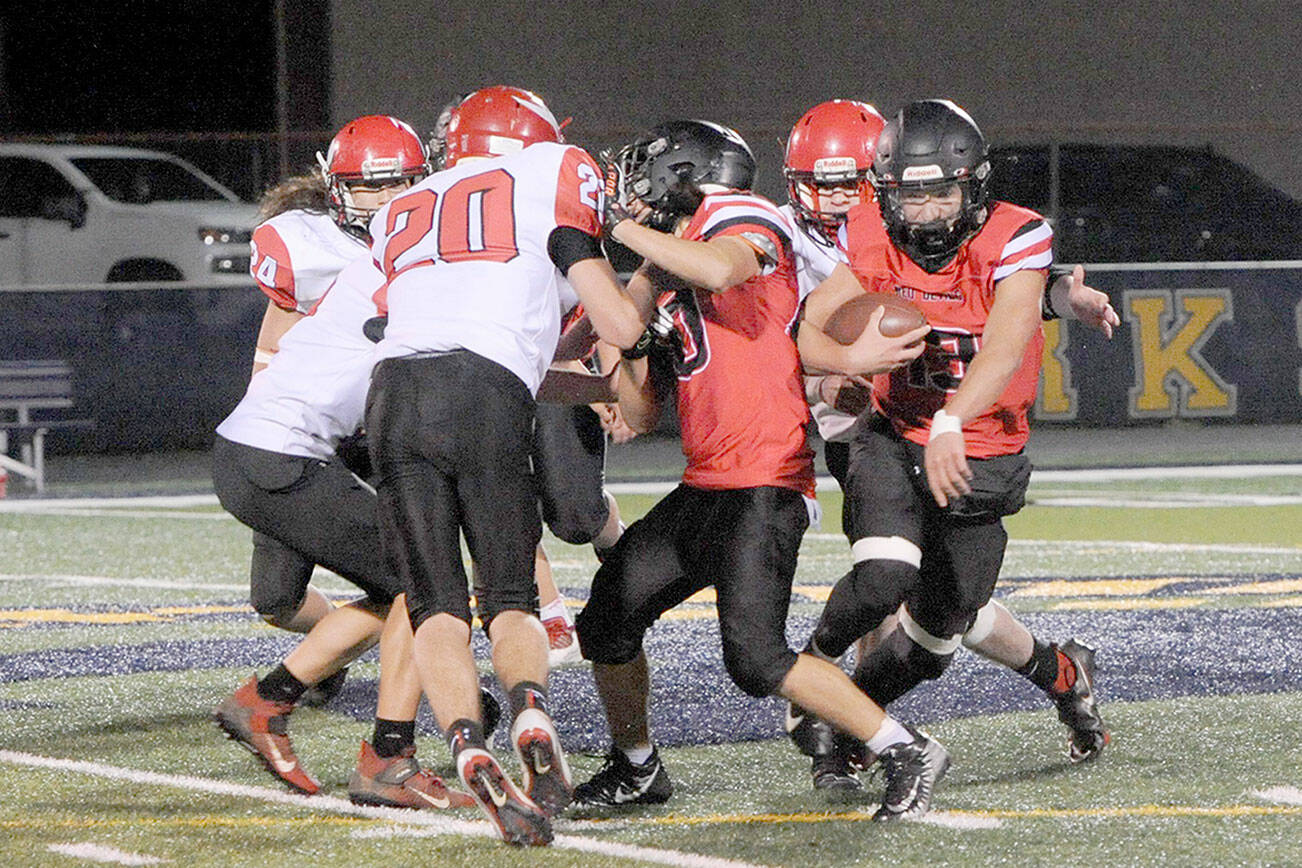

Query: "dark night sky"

xmin=1 ymin=2 xmax=275 ymax=133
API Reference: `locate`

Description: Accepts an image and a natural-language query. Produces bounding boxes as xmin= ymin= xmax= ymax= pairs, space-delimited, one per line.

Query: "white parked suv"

xmin=0 ymin=143 xmax=258 ymax=288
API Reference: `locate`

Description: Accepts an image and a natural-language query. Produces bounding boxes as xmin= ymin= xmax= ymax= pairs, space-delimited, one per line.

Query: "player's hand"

xmin=924 ymin=423 xmax=971 ymax=508
xmin=819 ymin=374 xmax=873 ymax=416
xmin=843 ymin=307 xmax=929 ymax=375
xmin=1062 ymin=264 xmax=1120 ymax=339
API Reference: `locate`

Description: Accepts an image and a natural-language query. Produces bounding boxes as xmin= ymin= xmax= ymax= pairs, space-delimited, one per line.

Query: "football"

xmin=823 ymin=292 xmax=927 ymax=344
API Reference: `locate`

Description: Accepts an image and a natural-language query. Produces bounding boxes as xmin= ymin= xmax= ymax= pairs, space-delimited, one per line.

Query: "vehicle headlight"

xmin=198 ymin=227 xmax=253 ymax=245
xmin=211 ymin=255 xmax=252 ymax=274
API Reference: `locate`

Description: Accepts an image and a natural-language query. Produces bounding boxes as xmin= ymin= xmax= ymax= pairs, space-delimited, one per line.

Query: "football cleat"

xmin=872 ymin=728 xmax=950 ymax=822
xmin=213 ymin=676 xmax=319 ymax=795
xmin=348 ymin=740 xmax=475 ymax=810
xmin=544 ymin=614 xmax=583 ymax=666
xmin=456 ymin=748 xmax=552 ymax=846
xmin=1052 ymin=639 xmax=1111 ymax=763
xmin=573 ymin=747 xmax=673 ymax=808
xmin=297 ymin=666 xmax=348 ymax=708
xmin=480 ymin=687 xmax=502 ymax=736
xmin=510 ymin=708 xmax=573 ymax=816
xmin=812 ymin=751 xmax=862 ymax=793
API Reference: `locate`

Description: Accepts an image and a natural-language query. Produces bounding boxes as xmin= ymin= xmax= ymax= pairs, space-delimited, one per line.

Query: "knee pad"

xmin=962 ymin=600 xmax=1003 ymax=647
xmin=811 ymin=555 xmax=917 ymax=660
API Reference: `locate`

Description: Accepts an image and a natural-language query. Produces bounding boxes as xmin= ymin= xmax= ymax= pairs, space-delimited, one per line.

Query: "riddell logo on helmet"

xmin=360 ymin=156 xmax=402 ymax=179
xmin=901 ymin=165 xmax=945 ymax=182
xmin=812 ymin=156 xmax=857 ymax=180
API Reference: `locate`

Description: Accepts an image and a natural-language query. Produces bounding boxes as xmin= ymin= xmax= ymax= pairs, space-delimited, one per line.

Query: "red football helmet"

xmin=784 ymin=99 xmax=886 ymax=238
xmin=317 ymin=115 xmax=430 ymax=237
xmin=441 ymin=86 xmax=564 ymax=167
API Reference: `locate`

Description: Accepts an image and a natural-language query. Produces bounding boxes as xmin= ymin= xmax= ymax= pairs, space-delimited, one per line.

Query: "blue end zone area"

xmin=2 ymin=601 xmax=1299 ymax=752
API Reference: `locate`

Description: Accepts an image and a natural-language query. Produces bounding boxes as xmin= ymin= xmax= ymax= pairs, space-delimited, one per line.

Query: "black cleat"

xmin=872 ymin=728 xmax=950 ymax=822
xmin=573 ymin=747 xmax=673 ymax=807
xmin=1052 ymin=639 xmax=1110 ymax=763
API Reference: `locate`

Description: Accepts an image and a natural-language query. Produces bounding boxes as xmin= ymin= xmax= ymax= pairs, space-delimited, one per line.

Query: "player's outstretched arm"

xmin=565 ymin=256 xmax=655 ymax=350
xmin=1047 ymin=264 xmax=1119 ymax=338
xmin=924 ymin=268 xmax=1045 ymax=507
xmin=608 ymin=219 xmax=761 ymax=293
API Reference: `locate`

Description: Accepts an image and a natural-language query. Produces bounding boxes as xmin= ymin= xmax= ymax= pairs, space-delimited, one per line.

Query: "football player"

xmin=365 ymin=85 xmax=652 ymax=845
xmin=797 ymin=101 xmax=1112 ymax=792
xmin=782 ymin=100 xmax=1118 ymax=790
xmin=425 ymin=94 xmax=628 ymax=668
xmin=213 ymin=115 xmax=497 ymax=809
xmin=242 ymin=115 xmax=428 ymax=643
xmin=571 ymin=119 xmax=949 ymax=822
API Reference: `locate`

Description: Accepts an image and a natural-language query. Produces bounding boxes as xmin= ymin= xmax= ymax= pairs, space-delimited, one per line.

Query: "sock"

xmin=508 ymin=681 xmax=549 ymax=719
xmin=538 ymin=597 xmax=571 ymax=623
xmin=865 ymin=717 xmax=913 ymax=755
xmin=446 ymin=718 xmax=486 ymax=758
xmin=1017 ymin=639 xmax=1075 ymax=694
xmin=256 ymin=664 xmax=306 ymax=704
xmin=622 ymin=744 xmax=654 ymax=765
xmin=372 ymin=718 xmax=416 ymax=758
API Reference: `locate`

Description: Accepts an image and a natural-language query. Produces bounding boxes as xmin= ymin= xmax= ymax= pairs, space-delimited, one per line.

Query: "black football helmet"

xmin=870 ymin=99 xmax=991 ymax=272
xmin=612 ymin=120 xmax=756 ymax=231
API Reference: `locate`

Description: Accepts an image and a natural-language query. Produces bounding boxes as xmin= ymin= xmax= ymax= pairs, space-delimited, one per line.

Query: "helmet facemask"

xmin=613 ymin=134 xmax=703 ymax=233
xmin=874 ymin=167 xmax=989 ymax=273
xmin=785 ymin=156 xmax=870 ymax=241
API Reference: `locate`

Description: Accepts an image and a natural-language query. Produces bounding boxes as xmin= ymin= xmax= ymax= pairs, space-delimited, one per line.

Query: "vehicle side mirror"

xmin=41 ymin=193 xmax=87 ymax=229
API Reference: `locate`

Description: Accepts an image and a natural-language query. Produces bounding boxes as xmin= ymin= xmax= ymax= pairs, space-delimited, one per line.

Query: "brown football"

xmin=823 ymin=292 xmax=927 ymax=344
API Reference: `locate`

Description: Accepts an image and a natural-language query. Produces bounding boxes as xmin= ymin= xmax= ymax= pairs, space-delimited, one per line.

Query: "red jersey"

xmin=839 ymin=200 xmax=1052 ymax=457
xmin=660 ymin=192 xmax=815 ymax=495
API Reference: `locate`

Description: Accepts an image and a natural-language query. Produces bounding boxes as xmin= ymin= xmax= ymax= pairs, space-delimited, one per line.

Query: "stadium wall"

xmin=328 ymin=0 xmax=1302 ymax=202
xmin=2 ymin=265 xmax=1300 ymax=454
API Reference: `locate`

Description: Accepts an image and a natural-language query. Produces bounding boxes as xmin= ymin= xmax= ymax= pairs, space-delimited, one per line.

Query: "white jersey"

xmin=249 ymin=210 xmax=367 ymax=314
xmin=216 ymin=256 xmax=382 ymax=459
xmin=782 ymin=205 xmax=863 ymax=443
xmin=370 ymin=141 xmax=604 ymax=395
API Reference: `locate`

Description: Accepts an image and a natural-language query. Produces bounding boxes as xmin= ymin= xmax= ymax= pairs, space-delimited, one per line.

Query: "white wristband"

xmin=253 ymin=348 xmax=276 ymax=365
xmin=929 ymin=409 xmax=963 ymax=442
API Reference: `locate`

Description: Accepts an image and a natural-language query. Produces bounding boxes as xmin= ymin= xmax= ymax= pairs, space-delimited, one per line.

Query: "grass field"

xmin=2 ymin=466 xmax=1301 ymax=867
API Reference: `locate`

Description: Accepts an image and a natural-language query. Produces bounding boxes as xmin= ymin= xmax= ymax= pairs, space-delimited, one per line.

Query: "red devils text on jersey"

xmin=840 ymin=200 xmax=1052 ymax=457
xmin=662 ymin=193 xmax=815 ymax=495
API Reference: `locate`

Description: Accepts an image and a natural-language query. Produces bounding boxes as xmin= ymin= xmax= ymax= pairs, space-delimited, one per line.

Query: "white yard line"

xmin=1252 ymin=786 xmax=1302 ymax=806
xmin=46 ymin=843 xmax=166 ymax=865
xmin=0 ymin=750 xmax=765 ymax=868
xmin=0 ymin=573 xmax=252 ymax=593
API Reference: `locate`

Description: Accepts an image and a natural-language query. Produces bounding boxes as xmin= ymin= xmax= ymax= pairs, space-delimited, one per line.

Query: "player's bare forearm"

xmin=251 ymin=300 xmax=302 ymax=376
xmin=611 ymin=221 xmax=758 ymax=292
xmin=940 ymin=270 xmax=1045 ymax=423
xmin=801 ymin=263 xmax=864 ymax=329
xmin=614 ymin=356 xmax=662 ymax=433
xmin=567 ymin=257 xmax=653 ymax=349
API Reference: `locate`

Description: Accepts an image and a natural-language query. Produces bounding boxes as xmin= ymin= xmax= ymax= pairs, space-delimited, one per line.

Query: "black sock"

xmin=508 ymin=681 xmax=549 ymax=718
xmin=372 ymin=719 xmax=416 ymax=758
xmin=256 ymin=665 xmax=306 ymax=704
xmin=1016 ymin=639 xmax=1060 ymax=693
xmin=446 ymin=718 xmax=486 ymax=758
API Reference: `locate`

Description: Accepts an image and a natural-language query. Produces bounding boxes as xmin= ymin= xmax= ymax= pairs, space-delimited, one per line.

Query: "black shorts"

xmin=211 ymin=435 xmax=401 ymax=606
xmin=575 ymin=484 xmax=808 ymax=698
xmin=844 ymin=416 xmax=1031 ymax=636
xmin=366 ymin=351 xmax=541 ymax=630
xmin=532 ymin=402 xmax=608 ymax=544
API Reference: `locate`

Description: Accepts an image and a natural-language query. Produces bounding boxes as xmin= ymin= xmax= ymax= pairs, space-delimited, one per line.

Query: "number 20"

xmin=382 ymin=169 xmax=518 ymax=275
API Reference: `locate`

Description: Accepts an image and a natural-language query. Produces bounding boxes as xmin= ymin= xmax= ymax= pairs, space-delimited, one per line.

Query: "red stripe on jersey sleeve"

xmin=250 ymin=224 xmax=298 ymax=310
xmin=554 ymin=146 xmax=604 ymax=235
